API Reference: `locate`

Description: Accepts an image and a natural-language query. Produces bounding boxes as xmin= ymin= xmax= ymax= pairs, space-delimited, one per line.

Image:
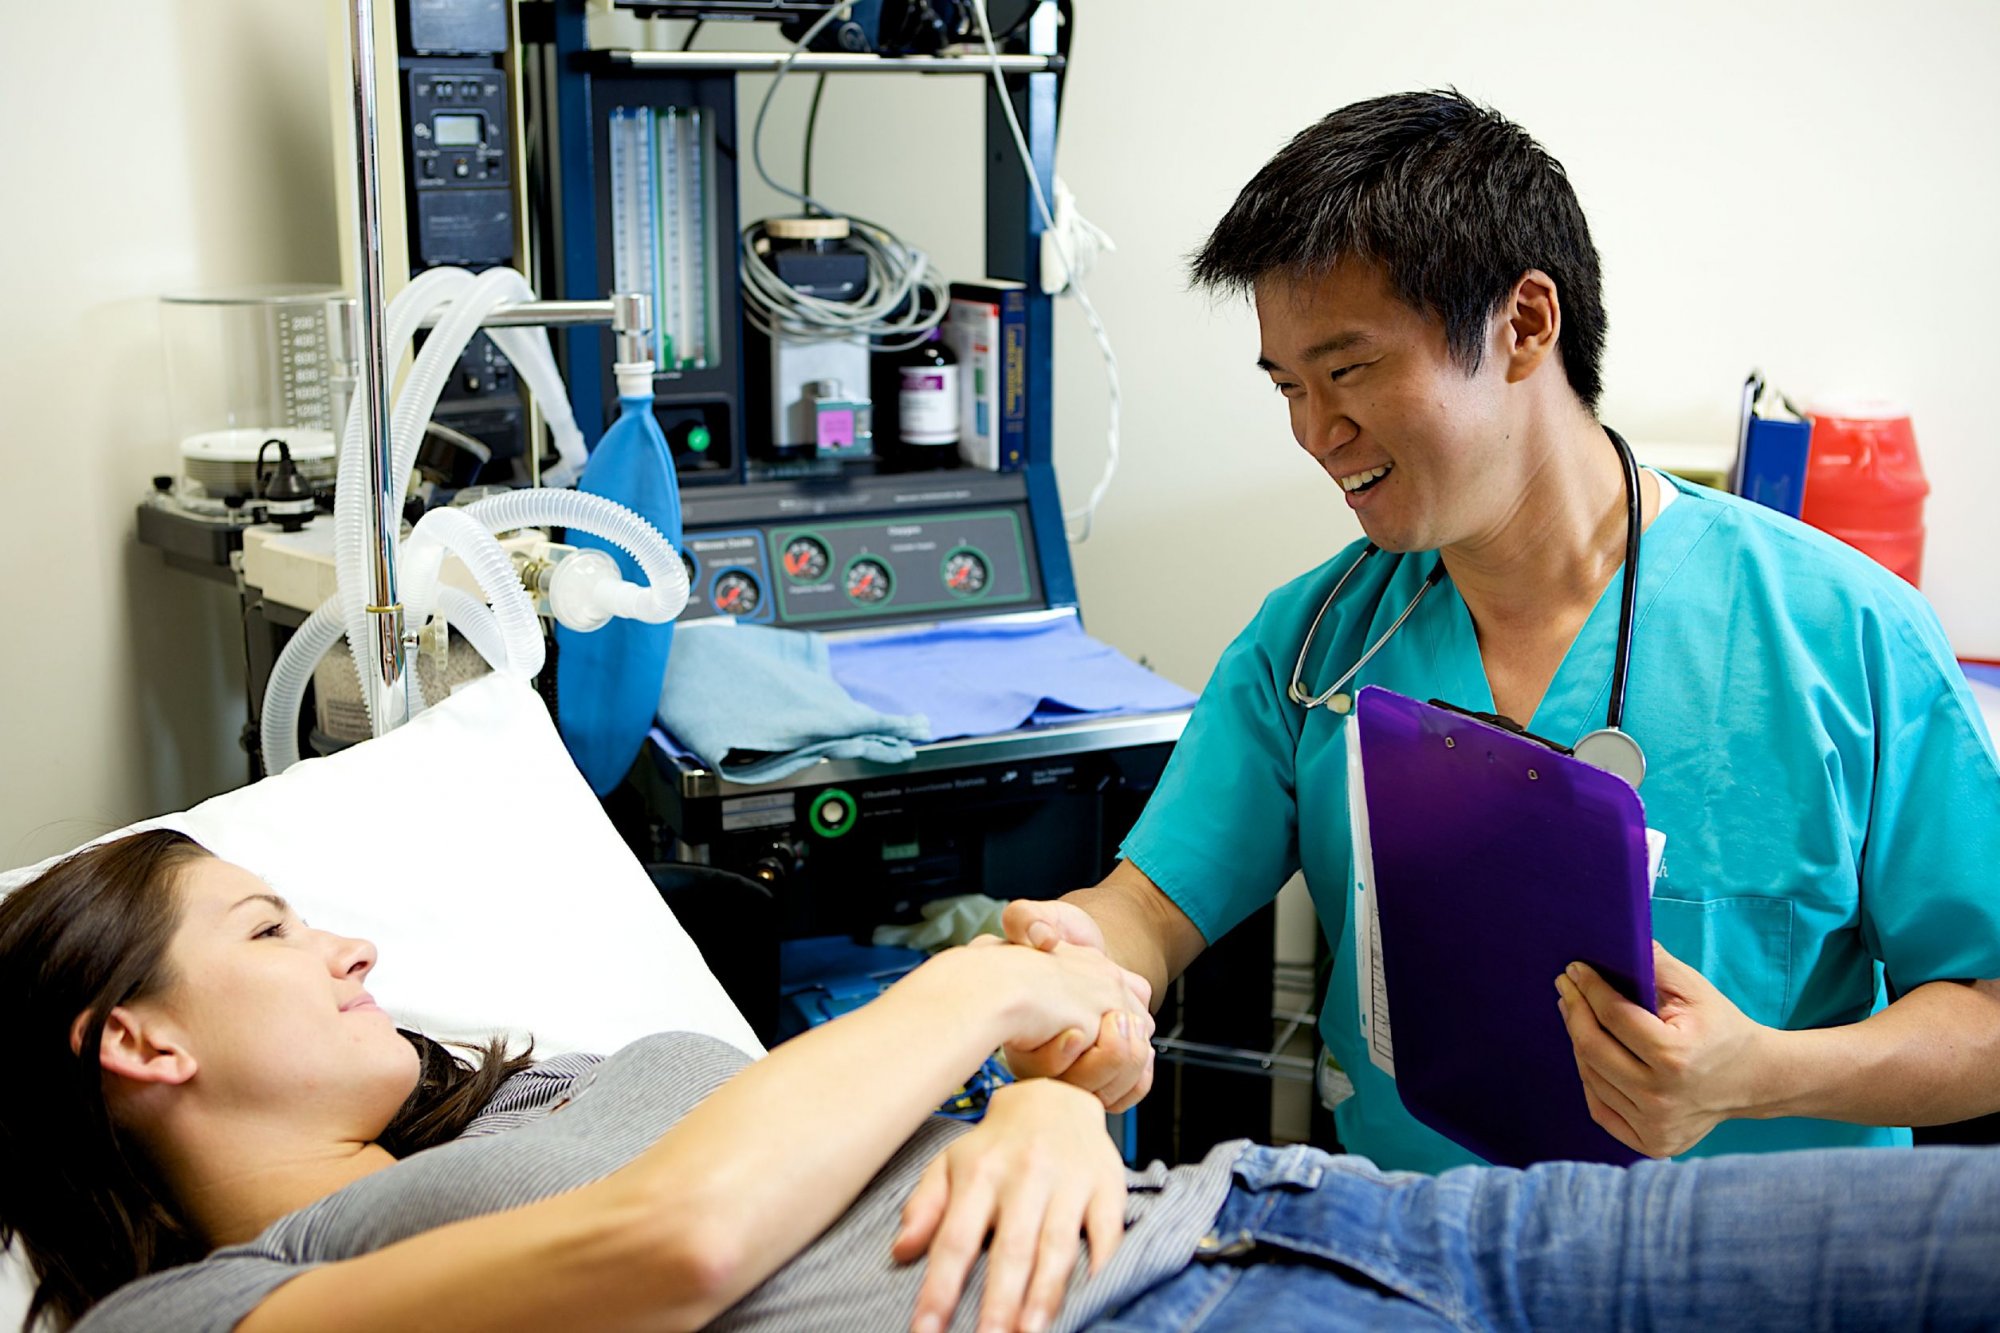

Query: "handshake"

xmin=997 ymin=899 xmax=1157 ymax=1115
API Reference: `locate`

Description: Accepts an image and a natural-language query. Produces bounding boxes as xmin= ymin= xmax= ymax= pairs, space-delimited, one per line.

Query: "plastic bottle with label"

xmin=894 ymin=327 xmax=960 ymax=470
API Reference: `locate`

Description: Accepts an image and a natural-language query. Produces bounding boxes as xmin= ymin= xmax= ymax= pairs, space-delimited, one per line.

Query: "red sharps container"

xmin=1801 ymin=399 xmax=1930 ymax=586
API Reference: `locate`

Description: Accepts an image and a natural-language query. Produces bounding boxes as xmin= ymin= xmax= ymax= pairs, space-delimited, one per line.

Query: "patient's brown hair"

xmin=0 ymin=830 xmax=532 ymax=1330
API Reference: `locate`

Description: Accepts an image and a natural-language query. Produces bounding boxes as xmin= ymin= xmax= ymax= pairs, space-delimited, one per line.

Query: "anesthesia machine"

xmin=135 ymin=0 xmax=1282 ymax=1164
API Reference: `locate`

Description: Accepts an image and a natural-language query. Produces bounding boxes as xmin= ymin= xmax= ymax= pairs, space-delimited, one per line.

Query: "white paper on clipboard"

xmin=1347 ymin=721 xmax=1396 ymax=1078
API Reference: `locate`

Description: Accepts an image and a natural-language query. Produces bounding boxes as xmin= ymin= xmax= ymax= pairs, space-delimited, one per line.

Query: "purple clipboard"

xmin=1353 ymin=685 xmax=1655 ymax=1167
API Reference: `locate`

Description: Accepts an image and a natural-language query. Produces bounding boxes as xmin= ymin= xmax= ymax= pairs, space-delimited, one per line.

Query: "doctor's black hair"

xmin=0 ymin=829 xmax=534 ymax=1331
xmin=1188 ymin=88 xmax=1608 ymax=411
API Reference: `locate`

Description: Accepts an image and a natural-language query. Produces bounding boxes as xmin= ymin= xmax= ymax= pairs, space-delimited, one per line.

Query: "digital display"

xmin=433 ymin=114 xmax=482 ymax=148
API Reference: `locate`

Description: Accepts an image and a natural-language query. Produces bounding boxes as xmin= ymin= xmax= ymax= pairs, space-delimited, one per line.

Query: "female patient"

xmin=2 ymin=831 xmax=1995 ymax=1333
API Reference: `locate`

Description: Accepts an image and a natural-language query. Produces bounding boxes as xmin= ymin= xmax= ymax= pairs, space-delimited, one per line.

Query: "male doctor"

xmin=1007 ymin=90 xmax=2000 ymax=1170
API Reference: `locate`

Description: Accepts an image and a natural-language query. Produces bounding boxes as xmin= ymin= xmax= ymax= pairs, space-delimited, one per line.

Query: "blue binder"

xmin=1732 ymin=370 xmax=1812 ymax=518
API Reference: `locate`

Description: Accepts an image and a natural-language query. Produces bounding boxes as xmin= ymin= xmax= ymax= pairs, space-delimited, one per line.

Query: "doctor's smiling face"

xmin=1256 ymin=253 xmax=1563 ymax=555
xmin=1196 ymin=91 xmax=1609 ymax=555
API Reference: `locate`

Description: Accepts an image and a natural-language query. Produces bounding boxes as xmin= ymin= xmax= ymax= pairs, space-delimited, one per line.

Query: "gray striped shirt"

xmin=79 ymin=1033 xmax=1243 ymax=1332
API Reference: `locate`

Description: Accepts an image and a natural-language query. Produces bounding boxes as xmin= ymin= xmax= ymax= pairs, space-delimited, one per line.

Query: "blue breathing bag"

xmin=556 ymin=393 xmax=683 ymax=795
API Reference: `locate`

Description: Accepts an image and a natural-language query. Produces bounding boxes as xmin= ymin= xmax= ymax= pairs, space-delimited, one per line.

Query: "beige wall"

xmin=4 ymin=0 xmax=1997 ymax=866
xmin=0 ymin=2 xmax=340 ymax=866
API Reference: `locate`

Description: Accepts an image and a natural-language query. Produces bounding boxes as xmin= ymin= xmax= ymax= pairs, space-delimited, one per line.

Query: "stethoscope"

xmin=1287 ymin=425 xmax=1648 ymax=789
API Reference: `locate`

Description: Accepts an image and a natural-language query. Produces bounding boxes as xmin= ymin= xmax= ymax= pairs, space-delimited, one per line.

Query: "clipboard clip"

xmin=1425 ymin=698 xmax=1576 ymax=758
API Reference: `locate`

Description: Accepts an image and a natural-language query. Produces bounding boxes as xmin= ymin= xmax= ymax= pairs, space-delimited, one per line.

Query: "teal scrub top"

xmin=1122 ymin=474 xmax=2000 ymax=1172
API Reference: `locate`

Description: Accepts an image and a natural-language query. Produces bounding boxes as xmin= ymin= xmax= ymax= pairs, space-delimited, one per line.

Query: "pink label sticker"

xmin=902 ymin=372 xmax=945 ymax=392
xmin=816 ymin=409 xmax=856 ymax=449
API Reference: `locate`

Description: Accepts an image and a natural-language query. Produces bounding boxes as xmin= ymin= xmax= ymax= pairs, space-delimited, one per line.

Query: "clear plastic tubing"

xmin=258 ymin=601 xmax=349 ymax=775
xmin=464 ymin=489 xmax=689 ymax=623
xmin=435 ymin=586 xmax=509 ymax=679
xmin=264 ymin=491 xmax=687 ymax=772
xmin=333 ymin=267 xmax=475 ymax=734
xmin=399 ymin=504 xmax=546 ymax=679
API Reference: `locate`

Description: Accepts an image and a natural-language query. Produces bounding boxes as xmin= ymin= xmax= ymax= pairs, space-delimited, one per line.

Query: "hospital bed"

xmin=9 ymin=655 xmax=2000 ymax=1325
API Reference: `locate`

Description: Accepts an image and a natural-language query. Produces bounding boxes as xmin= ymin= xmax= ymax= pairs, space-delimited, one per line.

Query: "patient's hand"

xmin=956 ymin=936 xmax=1152 ymax=1068
xmin=892 ymin=1078 xmax=1127 ymax=1333
xmin=1008 ymin=1008 xmax=1155 ymax=1115
xmin=1000 ymin=901 xmax=1154 ymax=1113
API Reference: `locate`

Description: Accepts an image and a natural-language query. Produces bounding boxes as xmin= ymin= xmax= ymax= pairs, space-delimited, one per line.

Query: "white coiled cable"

xmin=739 ymin=2 xmax=946 ymax=352
xmin=739 ymin=216 xmax=947 ymax=351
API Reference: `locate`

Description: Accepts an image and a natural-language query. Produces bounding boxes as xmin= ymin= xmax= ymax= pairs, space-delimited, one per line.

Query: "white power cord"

xmin=741 ymin=2 xmax=947 ymax=352
xmin=1041 ymin=174 xmax=1116 ymax=298
xmin=968 ymin=0 xmax=1121 ymax=542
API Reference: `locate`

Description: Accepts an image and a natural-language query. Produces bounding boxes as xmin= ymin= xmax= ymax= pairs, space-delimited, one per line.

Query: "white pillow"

xmin=0 ymin=673 xmax=763 ymax=1058
xmin=2 ymin=1248 xmax=23 ymax=1331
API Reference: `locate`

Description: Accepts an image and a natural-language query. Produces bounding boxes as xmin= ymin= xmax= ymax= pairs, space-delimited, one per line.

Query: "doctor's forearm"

xmin=1061 ymin=862 xmax=1209 ymax=1012
xmin=1748 ymin=979 xmax=2000 ymax=1126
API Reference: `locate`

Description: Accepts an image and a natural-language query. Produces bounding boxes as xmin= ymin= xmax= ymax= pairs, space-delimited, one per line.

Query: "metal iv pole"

xmin=343 ymin=0 xmax=407 ymax=735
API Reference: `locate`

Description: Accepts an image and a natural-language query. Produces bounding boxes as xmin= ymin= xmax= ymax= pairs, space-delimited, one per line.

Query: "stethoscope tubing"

xmin=1289 ymin=425 xmax=1643 ymax=741
xmin=1285 ymin=553 xmax=1444 ymax=709
xmin=1605 ymin=425 xmax=1642 ymax=733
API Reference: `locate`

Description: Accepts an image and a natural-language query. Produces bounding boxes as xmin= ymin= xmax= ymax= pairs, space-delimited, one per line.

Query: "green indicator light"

xmin=809 ymin=788 xmax=858 ymax=838
xmin=687 ymin=425 xmax=712 ymax=453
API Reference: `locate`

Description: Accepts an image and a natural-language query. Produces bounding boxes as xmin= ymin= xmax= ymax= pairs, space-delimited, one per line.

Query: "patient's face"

xmin=151 ymin=858 xmax=419 ymax=1133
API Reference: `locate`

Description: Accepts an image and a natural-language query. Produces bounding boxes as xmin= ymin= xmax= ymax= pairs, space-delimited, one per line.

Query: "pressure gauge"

xmin=782 ymin=535 xmax=830 ymax=583
xmin=712 ymin=569 xmax=762 ymax=617
xmin=844 ymin=558 xmax=892 ymax=606
xmin=942 ymin=549 xmax=989 ymax=599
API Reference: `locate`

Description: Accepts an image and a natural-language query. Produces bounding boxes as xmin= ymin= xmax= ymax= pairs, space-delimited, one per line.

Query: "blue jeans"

xmin=1091 ymin=1143 xmax=2000 ymax=1331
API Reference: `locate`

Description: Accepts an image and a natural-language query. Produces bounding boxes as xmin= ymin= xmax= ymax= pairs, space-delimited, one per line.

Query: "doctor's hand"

xmin=1556 ymin=940 xmax=1772 ymax=1158
xmin=999 ymin=900 xmax=1155 ymax=1112
xmin=1003 ymin=897 xmax=1110 ymax=956
xmin=892 ymin=1077 xmax=1127 ymax=1333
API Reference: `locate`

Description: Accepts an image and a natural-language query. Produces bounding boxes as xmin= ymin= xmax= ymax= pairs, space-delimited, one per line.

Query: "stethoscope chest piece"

xmin=1284 ymin=681 xmax=1358 ymax=715
xmin=1572 ymin=726 xmax=1646 ymax=790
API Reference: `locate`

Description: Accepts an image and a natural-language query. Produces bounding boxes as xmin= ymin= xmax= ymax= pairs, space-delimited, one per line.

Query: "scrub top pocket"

xmin=1648 ymin=893 xmax=1796 ymax=1026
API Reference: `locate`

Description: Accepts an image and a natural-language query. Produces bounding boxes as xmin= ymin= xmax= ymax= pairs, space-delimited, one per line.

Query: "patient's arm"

xmin=240 ymin=941 xmax=1147 ymax=1333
